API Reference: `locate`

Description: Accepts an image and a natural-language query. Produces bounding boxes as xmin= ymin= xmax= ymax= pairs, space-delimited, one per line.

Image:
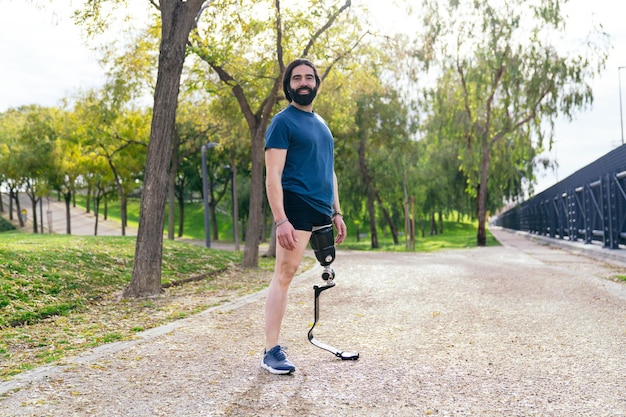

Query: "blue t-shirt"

xmin=265 ymin=105 xmax=335 ymax=216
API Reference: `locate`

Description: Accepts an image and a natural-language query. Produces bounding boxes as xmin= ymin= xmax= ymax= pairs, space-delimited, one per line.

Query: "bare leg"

xmin=264 ymin=229 xmax=311 ymax=350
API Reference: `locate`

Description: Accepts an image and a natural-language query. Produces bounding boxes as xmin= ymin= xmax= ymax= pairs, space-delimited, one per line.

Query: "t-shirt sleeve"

xmin=265 ymin=115 xmax=290 ymax=150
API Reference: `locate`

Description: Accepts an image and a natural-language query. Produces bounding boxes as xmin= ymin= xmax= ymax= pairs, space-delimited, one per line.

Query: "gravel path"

xmin=1 ymin=228 xmax=625 ymax=416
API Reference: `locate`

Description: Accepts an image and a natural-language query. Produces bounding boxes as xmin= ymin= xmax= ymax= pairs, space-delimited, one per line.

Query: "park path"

xmin=1 ymin=192 xmax=137 ymax=237
xmin=1 ymin=226 xmax=625 ymax=416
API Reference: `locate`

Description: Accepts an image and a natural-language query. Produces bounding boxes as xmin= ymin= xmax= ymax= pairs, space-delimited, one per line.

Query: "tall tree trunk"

xmin=8 ymin=189 xmax=14 ymax=221
xmin=358 ymin=140 xmax=378 ymax=249
xmin=177 ymin=193 xmax=185 ymax=238
xmin=265 ymin=223 xmax=277 ymax=258
xmin=104 ymin=194 xmax=108 ymax=220
xmin=375 ymin=191 xmax=398 ymax=244
xmin=243 ymin=127 xmax=265 ymax=267
xmin=438 ymin=210 xmax=443 ymax=234
xmin=167 ymin=127 xmax=180 ymax=240
xmin=94 ymin=188 xmax=101 ymax=236
xmin=107 ymin=158 xmax=127 ymax=236
xmin=211 ymin=194 xmax=219 ymax=242
xmin=430 ymin=212 xmax=436 ymax=235
xmin=476 ymin=141 xmax=491 ymax=246
xmin=123 ymin=0 xmax=204 ymax=299
xmin=64 ymin=191 xmax=72 ymax=235
xmin=30 ymin=196 xmax=38 ymax=234
xmin=230 ymin=158 xmax=240 ymax=251
xmin=11 ymin=190 xmax=19 ymax=224
xmin=85 ymin=184 xmax=91 ymax=213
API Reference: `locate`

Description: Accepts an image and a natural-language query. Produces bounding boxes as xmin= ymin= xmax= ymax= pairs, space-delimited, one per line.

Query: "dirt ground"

xmin=1 ymin=228 xmax=625 ymax=417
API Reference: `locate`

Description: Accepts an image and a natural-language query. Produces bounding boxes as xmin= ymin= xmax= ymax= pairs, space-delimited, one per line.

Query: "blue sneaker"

xmin=261 ymin=345 xmax=296 ymax=374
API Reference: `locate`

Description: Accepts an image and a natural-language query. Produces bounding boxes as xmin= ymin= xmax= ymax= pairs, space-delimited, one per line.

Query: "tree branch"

xmin=321 ymin=30 xmax=369 ymax=81
xmin=301 ymin=0 xmax=352 ymax=58
xmin=275 ymin=0 xmax=285 ymax=74
xmin=209 ymin=63 xmax=257 ymax=132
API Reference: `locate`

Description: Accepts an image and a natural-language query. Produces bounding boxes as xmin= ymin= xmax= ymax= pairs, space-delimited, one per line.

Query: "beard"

xmin=289 ymin=86 xmax=318 ymax=106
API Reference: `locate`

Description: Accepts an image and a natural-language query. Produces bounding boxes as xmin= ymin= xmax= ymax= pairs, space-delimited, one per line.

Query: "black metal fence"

xmin=492 ymin=145 xmax=626 ymax=249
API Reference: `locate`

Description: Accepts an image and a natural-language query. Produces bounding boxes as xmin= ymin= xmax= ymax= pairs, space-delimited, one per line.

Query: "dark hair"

xmin=282 ymin=59 xmax=321 ymax=102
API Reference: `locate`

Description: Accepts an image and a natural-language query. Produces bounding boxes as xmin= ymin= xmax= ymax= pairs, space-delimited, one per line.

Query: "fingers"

xmin=277 ymin=222 xmax=297 ymax=250
xmin=334 ymin=218 xmax=347 ymax=244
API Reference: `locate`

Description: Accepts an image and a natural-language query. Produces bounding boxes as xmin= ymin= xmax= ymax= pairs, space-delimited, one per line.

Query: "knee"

xmin=273 ymin=261 xmax=299 ymax=287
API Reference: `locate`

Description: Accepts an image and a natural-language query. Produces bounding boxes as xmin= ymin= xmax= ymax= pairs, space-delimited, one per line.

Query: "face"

xmin=288 ymin=64 xmax=318 ymax=106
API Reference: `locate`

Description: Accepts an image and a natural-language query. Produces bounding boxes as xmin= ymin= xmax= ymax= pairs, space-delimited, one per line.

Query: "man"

xmin=262 ymin=58 xmax=347 ymax=374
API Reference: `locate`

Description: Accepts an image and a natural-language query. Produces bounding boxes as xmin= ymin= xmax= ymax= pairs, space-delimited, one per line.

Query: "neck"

xmin=290 ymin=102 xmax=313 ymax=112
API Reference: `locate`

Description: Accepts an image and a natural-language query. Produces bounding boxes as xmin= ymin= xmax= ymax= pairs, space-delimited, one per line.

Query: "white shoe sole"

xmin=261 ymin=360 xmax=295 ymax=375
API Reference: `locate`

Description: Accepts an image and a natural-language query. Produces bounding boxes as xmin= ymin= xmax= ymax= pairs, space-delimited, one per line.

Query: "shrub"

xmin=0 ymin=215 xmax=16 ymax=232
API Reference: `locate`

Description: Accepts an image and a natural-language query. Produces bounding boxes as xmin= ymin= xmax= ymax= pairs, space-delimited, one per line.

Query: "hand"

xmin=276 ymin=220 xmax=298 ymax=250
xmin=333 ymin=215 xmax=347 ymax=244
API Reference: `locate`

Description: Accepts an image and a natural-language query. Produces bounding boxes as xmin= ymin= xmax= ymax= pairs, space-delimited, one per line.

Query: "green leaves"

xmin=413 ymin=0 xmax=610 ymax=244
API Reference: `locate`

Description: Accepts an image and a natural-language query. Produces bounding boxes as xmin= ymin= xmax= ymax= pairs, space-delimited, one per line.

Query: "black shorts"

xmin=283 ymin=190 xmax=331 ymax=231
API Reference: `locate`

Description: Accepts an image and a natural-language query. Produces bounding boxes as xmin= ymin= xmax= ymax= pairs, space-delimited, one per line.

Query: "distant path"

xmin=1 ymin=192 xmax=135 ymax=236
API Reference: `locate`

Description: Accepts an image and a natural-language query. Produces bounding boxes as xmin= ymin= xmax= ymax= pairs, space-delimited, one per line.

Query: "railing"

xmin=493 ymin=145 xmax=626 ymax=249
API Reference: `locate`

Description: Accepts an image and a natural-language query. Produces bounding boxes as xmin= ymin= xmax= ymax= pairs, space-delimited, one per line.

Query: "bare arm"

xmin=332 ymin=171 xmax=347 ymax=244
xmin=265 ymin=148 xmax=298 ymax=250
xmin=265 ymin=148 xmax=288 ymax=223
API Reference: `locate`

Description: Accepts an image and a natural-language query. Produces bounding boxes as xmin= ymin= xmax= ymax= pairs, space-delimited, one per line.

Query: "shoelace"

xmin=273 ymin=346 xmax=288 ymax=360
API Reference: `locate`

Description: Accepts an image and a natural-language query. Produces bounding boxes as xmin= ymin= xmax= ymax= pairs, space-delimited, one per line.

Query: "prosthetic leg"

xmin=307 ymin=225 xmax=359 ymax=360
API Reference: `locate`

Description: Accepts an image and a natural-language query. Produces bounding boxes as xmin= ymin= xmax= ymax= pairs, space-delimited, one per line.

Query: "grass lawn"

xmin=341 ymin=220 xmax=500 ymax=251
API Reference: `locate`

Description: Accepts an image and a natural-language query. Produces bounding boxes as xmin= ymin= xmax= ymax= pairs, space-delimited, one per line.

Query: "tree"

xmin=0 ymin=108 xmax=25 ymax=224
xmin=128 ymin=0 xmax=210 ymax=297
xmin=167 ymin=98 xmax=224 ymax=240
xmin=48 ymin=108 xmax=84 ymax=235
xmin=188 ymin=0 xmax=360 ymax=267
xmin=11 ymin=106 xmax=58 ymax=233
xmin=112 ymin=0 xmax=209 ymax=297
xmin=419 ymin=70 xmax=476 ymax=228
xmin=71 ymin=88 xmax=149 ymax=235
xmin=415 ymin=0 xmax=610 ymax=245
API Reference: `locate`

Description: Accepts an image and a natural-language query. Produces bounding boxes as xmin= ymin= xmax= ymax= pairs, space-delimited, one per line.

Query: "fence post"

xmin=567 ymin=191 xmax=576 ymax=241
xmin=602 ymin=174 xmax=618 ymax=248
xmin=608 ymin=174 xmax=619 ymax=249
xmin=584 ymin=184 xmax=592 ymax=244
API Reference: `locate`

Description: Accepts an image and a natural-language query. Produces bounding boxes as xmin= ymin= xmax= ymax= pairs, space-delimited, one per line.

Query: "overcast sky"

xmin=1 ymin=0 xmax=624 ymax=195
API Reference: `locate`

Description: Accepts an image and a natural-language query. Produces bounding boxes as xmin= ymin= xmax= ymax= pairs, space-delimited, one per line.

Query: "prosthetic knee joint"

xmin=310 ymin=225 xmax=335 ymax=282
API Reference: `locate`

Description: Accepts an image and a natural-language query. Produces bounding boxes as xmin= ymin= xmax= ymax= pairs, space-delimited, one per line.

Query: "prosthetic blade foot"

xmin=307 ymin=282 xmax=359 ymax=360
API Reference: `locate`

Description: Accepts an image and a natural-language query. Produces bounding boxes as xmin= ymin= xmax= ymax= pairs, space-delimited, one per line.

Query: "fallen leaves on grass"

xmin=0 ymin=265 xmax=276 ymax=380
xmin=0 ymin=233 xmax=315 ymax=381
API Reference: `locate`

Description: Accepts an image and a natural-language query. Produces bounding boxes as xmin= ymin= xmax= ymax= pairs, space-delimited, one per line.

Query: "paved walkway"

xmin=0 ymin=216 xmax=625 ymax=415
xmin=2 ymin=192 xmax=626 ymax=415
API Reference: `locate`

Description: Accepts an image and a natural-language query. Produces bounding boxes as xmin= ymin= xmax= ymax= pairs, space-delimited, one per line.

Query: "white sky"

xmin=0 ymin=2 xmax=104 ymax=110
xmin=0 ymin=0 xmax=624 ymax=195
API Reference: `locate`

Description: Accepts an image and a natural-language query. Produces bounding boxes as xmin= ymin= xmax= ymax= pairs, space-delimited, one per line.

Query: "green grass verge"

xmin=71 ymin=195 xmax=229 ymax=241
xmin=0 ymin=233 xmax=242 ymax=329
xmin=341 ymin=220 xmax=499 ymax=251
xmin=69 ymin=194 xmax=499 ymax=249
